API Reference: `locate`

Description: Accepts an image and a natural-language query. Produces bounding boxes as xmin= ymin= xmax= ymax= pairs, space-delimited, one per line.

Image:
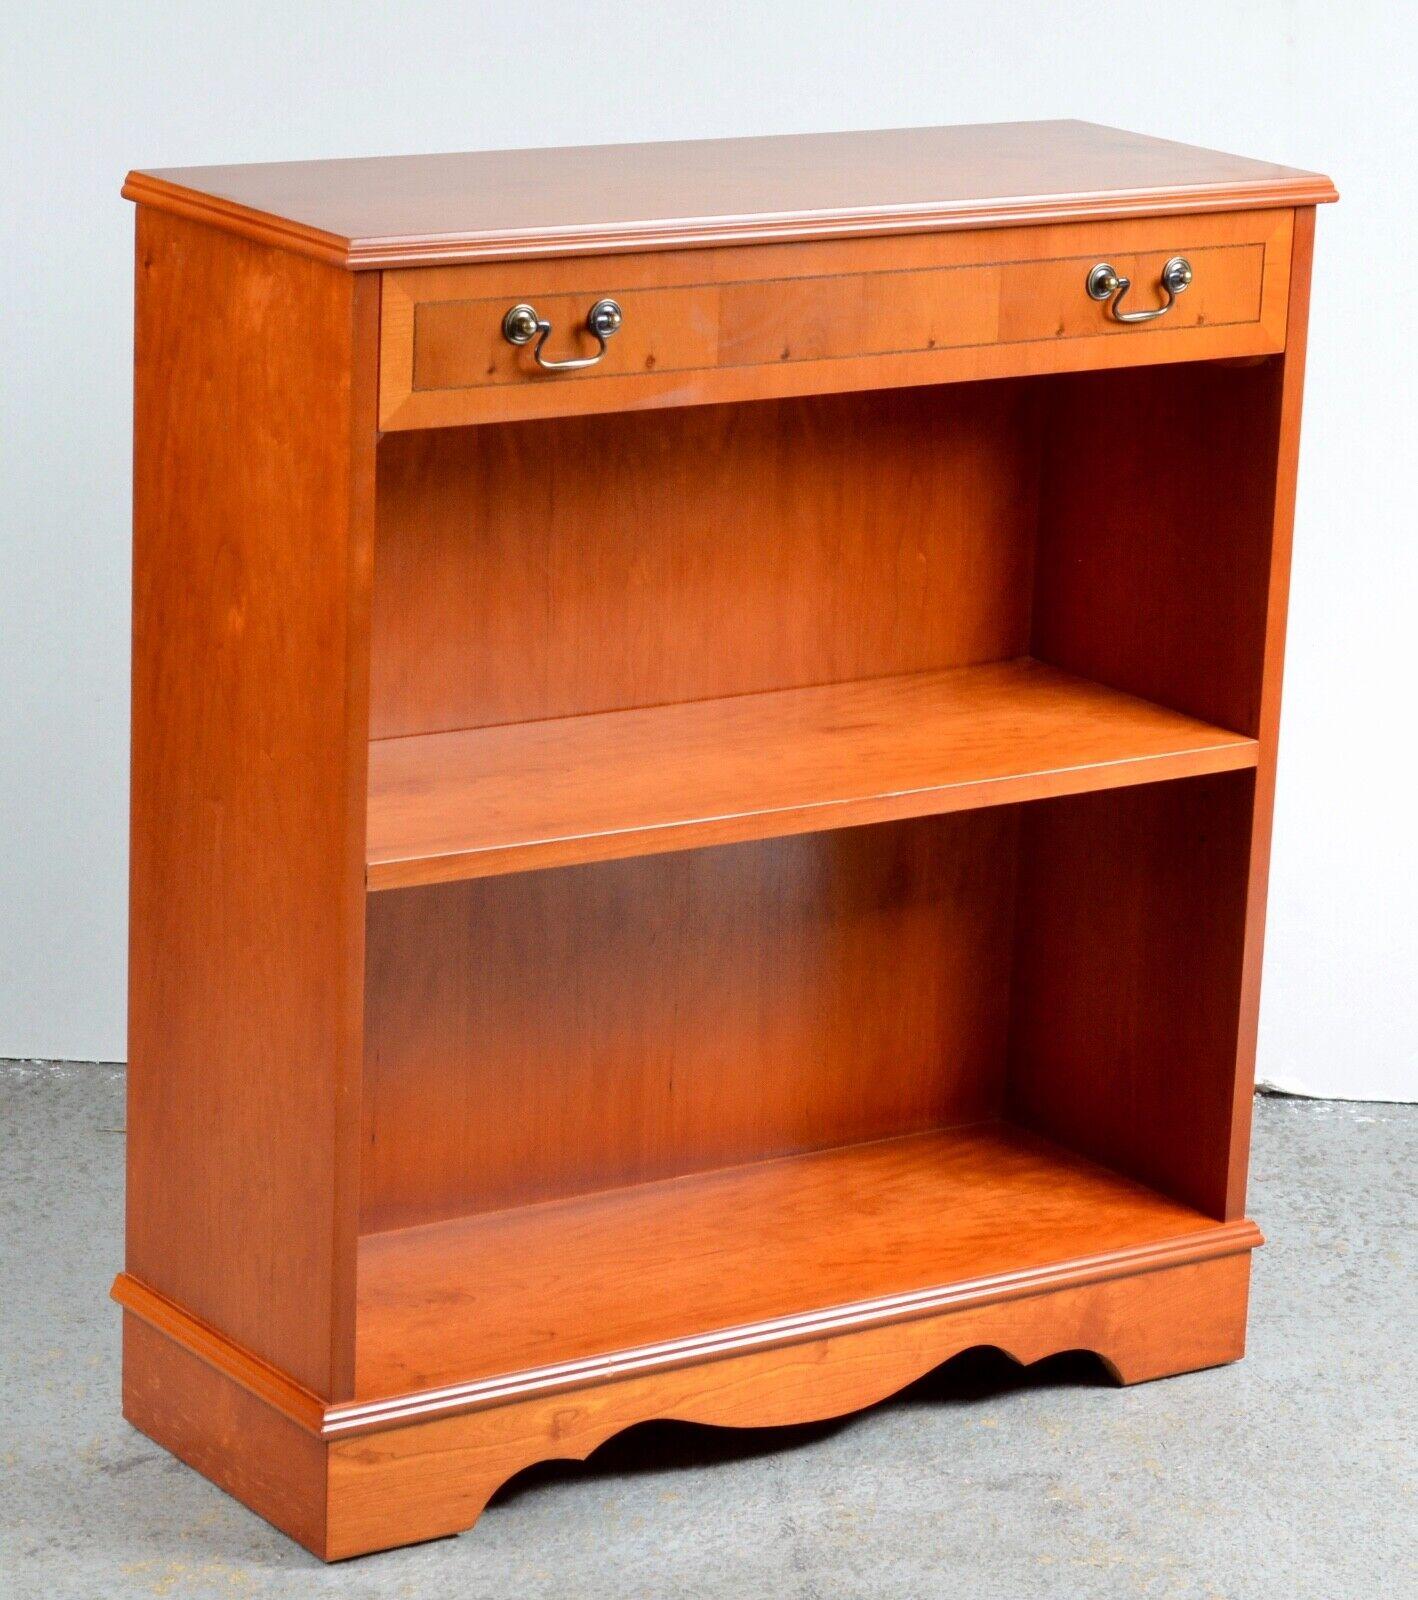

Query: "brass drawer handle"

xmin=502 ymin=298 xmax=623 ymax=371
xmin=1086 ymin=256 xmax=1193 ymax=323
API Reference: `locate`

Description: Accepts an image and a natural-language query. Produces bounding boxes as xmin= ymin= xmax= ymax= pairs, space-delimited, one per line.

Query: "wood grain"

xmin=1020 ymin=228 xmax=1319 ymax=1220
xmin=1008 ymin=773 xmax=1256 ymax=1218
xmin=366 ymin=659 xmax=1258 ymax=889
xmin=122 ymin=1314 xmax=331 ymax=1555
xmin=126 ymin=207 xmax=377 ymax=1398
xmin=120 ymin=1250 xmax=1253 ymax=1559
xmin=1226 ymin=206 xmax=1320 ymax=1217
xmin=113 ymin=1273 xmax=327 ymax=1433
xmin=371 ymin=381 xmax=1041 ymax=736
xmin=118 ymin=124 xmax=1327 ymax=1562
xmin=117 ymin=1210 xmax=1258 ymax=1441
xmin=380 ymin=209 xmax=1292 ymax=428
xmin=353 ymin=1123 xmax=1237 ymax=1400
xmin=325 ymin=1251 xmax=1253 ymax=1556
xmin=362 ymin=813 xmax=1020 ymax=1230
xmin=124 ymin=120 xmax=1333 ymax=269
xmin=412 ymin=240 xmax=1262 ymax=388
xmin=1032 ymin=354 xmax=1286 ymax=736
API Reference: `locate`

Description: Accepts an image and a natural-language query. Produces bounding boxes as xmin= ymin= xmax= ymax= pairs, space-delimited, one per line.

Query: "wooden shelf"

xmin=366 ymin=657 xmax=1257 ymax=890
xmin=353 ymin=1122 xmax=1236 ymax=1405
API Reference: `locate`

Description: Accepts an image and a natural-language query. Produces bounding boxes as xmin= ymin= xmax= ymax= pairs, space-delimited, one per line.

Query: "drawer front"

xmin=380 ymin=210 xmax=1292 ymax=429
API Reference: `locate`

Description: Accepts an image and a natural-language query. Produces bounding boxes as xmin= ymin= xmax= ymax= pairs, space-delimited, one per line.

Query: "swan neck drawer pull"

xmin=1086 ymin=256 xmax=1193 ymax=323
xmin=502 ymin=298 xmax=624 ymax=371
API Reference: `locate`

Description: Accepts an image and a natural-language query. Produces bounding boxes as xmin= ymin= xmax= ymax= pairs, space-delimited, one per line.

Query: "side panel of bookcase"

xmin=1016 ymin=209 xmax=1317 ymax=1220
xmin=123 ymin=209 xmax=378 ymax=1398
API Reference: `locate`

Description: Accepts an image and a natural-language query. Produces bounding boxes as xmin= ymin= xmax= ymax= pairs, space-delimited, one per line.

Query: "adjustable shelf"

xmin=366 ymin=657 xmax=1257 ymax=889
xmin=117 ymin=122 xmax=1332 ymax=1560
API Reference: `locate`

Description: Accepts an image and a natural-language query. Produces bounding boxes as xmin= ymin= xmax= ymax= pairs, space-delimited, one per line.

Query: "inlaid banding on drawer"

xmin=412 ymin=243 xmax=1265 ymax=396
xmin=380 ymin=211 xmax=1292 ymax=428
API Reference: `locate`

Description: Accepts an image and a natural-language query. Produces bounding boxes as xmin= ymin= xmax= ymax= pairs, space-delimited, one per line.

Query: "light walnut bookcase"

xmin=113 ymin=121 xmax=1335 ymax=1559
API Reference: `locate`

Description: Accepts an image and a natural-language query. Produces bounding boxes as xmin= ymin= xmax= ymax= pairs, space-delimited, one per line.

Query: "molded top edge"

xmin=124 ymin=120 xmax=1337 ymax=270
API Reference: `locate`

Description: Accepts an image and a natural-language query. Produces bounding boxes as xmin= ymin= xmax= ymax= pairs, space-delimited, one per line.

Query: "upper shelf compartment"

xmin=365 ymin=658 xmax=1257 ymax=891
xmin=124 ymin=121 xmax=1326 ymax=428
xmin=378 ymin=209 xmax=1294 ymax=429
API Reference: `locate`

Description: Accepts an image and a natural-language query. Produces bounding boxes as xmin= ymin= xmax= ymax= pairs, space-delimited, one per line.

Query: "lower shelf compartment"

xmin=354 ymin=1122 xmax=1245 ymax=1406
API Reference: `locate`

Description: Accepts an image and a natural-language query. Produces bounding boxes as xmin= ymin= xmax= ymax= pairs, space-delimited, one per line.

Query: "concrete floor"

xmin=2 ymin=1062 xmax=1413 ymax=1600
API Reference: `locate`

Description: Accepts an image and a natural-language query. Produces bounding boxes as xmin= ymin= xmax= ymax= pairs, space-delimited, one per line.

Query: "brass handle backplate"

xmin=502 ymin=298 xmax=624 ymax=371
xmin=1087 ymin=256 xmax=1193 ymax=324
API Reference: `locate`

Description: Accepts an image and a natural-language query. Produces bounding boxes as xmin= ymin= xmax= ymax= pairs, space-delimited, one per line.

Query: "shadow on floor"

xmin=490 ymin=1345 xmax=1110 ymax=1508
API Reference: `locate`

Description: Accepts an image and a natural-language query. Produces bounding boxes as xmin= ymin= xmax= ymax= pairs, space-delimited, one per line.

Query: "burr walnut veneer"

xmin=115 ymin=122 xmax=1334 ymax=1559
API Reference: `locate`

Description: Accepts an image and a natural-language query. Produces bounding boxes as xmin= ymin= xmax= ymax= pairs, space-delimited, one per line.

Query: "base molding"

xmin=113 ymin=1216 xmax=1260 ymax=1437
xmin=122 ymin=1316 xmax=332 ymax=1554
xmin=122 ymin=1247 xmax=1254 ymax=1561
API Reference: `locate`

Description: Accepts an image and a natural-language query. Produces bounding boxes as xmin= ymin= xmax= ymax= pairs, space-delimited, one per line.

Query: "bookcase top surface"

xmin=124 ymin=120 xmax=1335 ymax=270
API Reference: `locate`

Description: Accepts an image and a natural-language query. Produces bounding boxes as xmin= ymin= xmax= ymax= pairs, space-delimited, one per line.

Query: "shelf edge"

xmin=123 ymin=170 xmax=1337 ymax=271
xmin=366 ymin=737 xmax=1260 ymax=891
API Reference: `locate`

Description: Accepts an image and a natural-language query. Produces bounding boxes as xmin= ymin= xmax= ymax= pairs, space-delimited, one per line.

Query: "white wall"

xmin=2 ymin=1 xmax=1414 ymax=1098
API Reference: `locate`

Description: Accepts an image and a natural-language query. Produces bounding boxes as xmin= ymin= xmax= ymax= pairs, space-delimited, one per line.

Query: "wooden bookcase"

xmin=114 ymin=122 xmax=1335 ymax=1559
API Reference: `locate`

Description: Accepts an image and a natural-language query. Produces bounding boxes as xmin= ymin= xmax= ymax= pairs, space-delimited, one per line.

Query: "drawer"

xmin=379 ymin=209 xmax=1293 ymax=429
